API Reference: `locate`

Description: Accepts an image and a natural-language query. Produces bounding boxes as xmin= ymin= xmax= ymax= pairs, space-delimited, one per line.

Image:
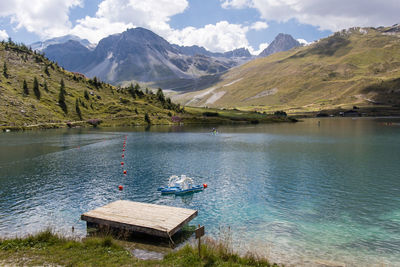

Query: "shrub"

xmin=203 ymin=112 xmax=219 ymax=117
xmin=273 ymin=110 xmax=287 ymax=117
xmin=171 ymin=116 xmax=182 ymax=122
xmin=87 ymin=119 xmax=102 ymax=127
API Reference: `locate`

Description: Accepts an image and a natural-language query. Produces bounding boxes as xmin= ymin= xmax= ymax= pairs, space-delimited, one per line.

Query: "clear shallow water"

xmin=0 ymin=118 xmax=399 ymax=266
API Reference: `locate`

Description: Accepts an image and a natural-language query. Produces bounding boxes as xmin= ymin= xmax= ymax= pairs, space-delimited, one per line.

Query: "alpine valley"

xmin=172 ymin=25 xmax=400 ymax=114
xmin=37 ymin=25 xmax=400 ymax=115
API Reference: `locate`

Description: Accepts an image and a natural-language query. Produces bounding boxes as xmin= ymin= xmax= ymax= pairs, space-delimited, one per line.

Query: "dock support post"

xmin=198 ymin=225 xmax=201 ymax=258
xmin=195 ymin=224 xmax=205 ymax=258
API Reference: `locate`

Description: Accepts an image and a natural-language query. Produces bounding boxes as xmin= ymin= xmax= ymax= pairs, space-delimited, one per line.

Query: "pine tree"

xmin=92 ymin=76 xmax=101 ymax=88
xmin=157 ymin=88 xmax=165 ymax=103
xmin=75 ymin=98 xmax=82 ymax=120
xmin=44 ymin=65 xmax=50 ymax=76
xmin=134 ymin=83 xmax=143 ymax=97
xmin=144 ymin=113 xmax=151 ymax=124
xmin=33 ymin=77 xmax=40 ymax=99
xmin=23 ymin=80 xmax=29 ymax=96
xmin=58 ymin=79 xmax=67 ymax=113
xmin=3 ymin=62 xmax=8 ymax=78
xmin=60 ymin=79 xmax=66 ymax=95
xmin=84 ymin=90 xmax=89 ymax=100
xmin=128 ymin=83 xmax=136 ymax=98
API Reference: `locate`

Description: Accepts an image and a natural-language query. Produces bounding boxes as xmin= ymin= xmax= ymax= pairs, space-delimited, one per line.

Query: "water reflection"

xmin=0 ymin=118 xmax=400 ymax=266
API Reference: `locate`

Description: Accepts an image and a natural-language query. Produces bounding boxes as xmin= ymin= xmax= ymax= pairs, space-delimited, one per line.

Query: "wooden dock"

xmin=81 ymin=200 xmax=198 ymax=238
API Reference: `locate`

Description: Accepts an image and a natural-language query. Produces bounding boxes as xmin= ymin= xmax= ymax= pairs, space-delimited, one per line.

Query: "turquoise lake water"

xmin=0 ymin=118 xmax=399 ymax=266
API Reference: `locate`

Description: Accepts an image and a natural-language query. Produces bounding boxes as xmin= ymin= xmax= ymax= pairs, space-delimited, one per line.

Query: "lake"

xmin=0 ymin=118 xmax=399 ymax=266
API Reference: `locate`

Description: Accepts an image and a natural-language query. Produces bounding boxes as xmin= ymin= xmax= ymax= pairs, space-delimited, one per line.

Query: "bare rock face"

xmin=258 ymin=33 xmax=301 ymax=57
xmin=42 ymin=28 xmax=252 ymax=90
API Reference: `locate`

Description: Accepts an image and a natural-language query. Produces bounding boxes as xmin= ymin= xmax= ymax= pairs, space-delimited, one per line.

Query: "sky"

xmin=0 ymin=0 xmax=399 ymax=55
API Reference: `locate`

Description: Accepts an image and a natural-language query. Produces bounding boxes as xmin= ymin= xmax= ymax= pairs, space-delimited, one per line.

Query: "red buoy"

xmin=123 ymin=170 xmax=127 ymax=174
xmin=203 ymin=183 xmax=208 ymax=189
xmin=122 ymin=154 xmax=124 ymax=158
xmin=122 ymin=149 xmax=125 ymax=152
xmin=118 ymin=185 xmax=123 ymax=191
xmin=121 ymin=162 xmax=124 ymax=165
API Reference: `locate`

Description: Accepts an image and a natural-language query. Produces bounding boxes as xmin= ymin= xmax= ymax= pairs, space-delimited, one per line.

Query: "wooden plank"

xmin=81 ymin=200 xmax=198 ymax=238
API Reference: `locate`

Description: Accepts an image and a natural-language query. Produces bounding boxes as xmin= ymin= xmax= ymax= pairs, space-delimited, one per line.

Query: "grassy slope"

xmin=0 ymin=41 xmax=296 ymax=130
xmin=174 ymin=26 xmax=400 ymax=114
xmin=0 ymin=41 xmax=182 ymax=129
xmin=0 ymin=231 xmax=279 ymax=267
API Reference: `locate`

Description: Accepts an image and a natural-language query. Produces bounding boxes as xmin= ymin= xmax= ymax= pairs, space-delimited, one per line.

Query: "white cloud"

xmin=221 ymin=0 xmax=252 ymax=9
xmin=71 ymin=1 xmax=267 ymax=53
xmin=0 ymin=30 xmax=8 ymax=41
xmin=96 ymin=0 xmax=188 ymax=26
xmin=72 ymin=1 xmax=253 ymax=53
xmin=248 ymin=42 xmax=268 ymax=55
xmin=221 ymin=0 xmax=400 ymax=31
xmin=297 ymin=38 xmax=309 ymax=45
xmin=250 ymin=21 xmax=268 ymax=31
xmin=0 ymin=0 xmax=271 ymax=53
xmin=169 ymin=21 xmax=250 ymax=53
xmin=71 ymin=0 xmax=188 ymax=43
xmin=70 ymin=16 xmax=134 ymax=43
xmin=0 ymin=0 xmax=82 ymax=39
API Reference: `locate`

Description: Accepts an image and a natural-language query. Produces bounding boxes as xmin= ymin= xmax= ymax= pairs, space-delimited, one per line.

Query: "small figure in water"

xmin=211 ymin=128 xmax=218 ymax=135
xmin=318 ymin=121 xmax=320 ymax=127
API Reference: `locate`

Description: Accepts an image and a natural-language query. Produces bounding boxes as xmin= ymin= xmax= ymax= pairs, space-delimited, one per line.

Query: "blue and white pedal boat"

xmin=158 ymin=175 xmax=207 ymax=195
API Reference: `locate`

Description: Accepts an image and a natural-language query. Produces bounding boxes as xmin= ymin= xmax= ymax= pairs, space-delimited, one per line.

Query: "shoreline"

xmin=0 ymin=114 xmax=298 ymax=132
xmin=0 ymin=230 xmax=280 ymax=267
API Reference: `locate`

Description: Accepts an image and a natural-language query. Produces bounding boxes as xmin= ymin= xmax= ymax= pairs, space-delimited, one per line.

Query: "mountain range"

xmin=42 ymin=28 xmax=255 ymax=90
xmin=31 ymin=35 xmax=94 ymax=51
xmin=172 ymin=25 xmax=400 ymax=113
xmin=40 ymin=28 xmax=303 ymax=92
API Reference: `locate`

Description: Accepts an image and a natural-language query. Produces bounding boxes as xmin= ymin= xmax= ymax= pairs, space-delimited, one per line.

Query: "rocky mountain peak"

xmin=258 ymin=33 xmax=301 ymax=57
xmin=223 ymin=48 xmax=252 ymax=58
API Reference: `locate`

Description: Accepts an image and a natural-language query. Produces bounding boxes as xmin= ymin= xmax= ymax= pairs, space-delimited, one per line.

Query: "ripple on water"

xmin=0 ymin=121 xmax=400 ymax=266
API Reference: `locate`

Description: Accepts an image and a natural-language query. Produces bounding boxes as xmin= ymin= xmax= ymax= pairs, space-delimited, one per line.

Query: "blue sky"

xmin=0 ymin=0 xmax=398 ymax=54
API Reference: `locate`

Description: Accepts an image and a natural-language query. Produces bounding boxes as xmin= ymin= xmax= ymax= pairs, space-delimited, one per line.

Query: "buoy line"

xmin=119 ymin=135 xmax=128 ymax=191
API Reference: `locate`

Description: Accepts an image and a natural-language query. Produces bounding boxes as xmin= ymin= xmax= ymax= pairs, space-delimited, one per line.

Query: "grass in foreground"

xmin=0 ymin=230 xmax=280 ymax=266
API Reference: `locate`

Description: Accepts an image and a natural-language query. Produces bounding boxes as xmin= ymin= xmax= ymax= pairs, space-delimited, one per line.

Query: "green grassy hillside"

xmin=173 ymin=26 xmax=400 ymax=114
xmin=0 ymin=40 xmax=296 ymax=130
xmin=0 ymin=40 xmax=184 ymax=129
